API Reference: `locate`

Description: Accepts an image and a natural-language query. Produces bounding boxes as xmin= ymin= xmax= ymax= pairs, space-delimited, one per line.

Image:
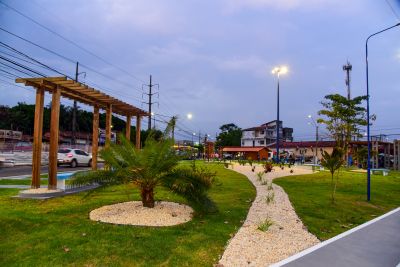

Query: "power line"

xmin=0 ymin=28 xmax=184 ymax=124
xmin=0 ymin=0 xmax=146 ymax=83
xmin=385 ymin=0 xmax=400 ymax=21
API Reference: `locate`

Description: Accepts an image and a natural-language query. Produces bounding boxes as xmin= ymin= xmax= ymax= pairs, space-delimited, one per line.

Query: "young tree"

xmin=320 ymin=148 xmax=344 ymax=203
xmin=318 ymin=94 xmax=369 ymax=162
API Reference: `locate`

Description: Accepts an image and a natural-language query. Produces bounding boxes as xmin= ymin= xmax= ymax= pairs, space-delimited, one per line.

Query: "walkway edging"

xmin=271 ymin=206 xmax=400 ymax=267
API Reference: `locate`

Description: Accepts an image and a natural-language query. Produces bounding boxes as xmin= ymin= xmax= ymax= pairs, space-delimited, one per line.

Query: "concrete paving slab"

xmin=272 ymin=207 xmax=400 ymax=267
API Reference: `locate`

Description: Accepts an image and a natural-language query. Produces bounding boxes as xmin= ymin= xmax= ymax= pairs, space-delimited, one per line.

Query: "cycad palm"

xmin=71 ymin=123 xmax=216 ymax=211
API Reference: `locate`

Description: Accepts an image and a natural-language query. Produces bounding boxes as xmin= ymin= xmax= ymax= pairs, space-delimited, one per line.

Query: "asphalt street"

xmin=0 ymin=164 xmax=103 ymax=178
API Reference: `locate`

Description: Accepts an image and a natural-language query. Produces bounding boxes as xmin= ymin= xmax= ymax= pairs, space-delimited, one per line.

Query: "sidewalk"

xmin=272 ymin=207 xmax=400 ymax=267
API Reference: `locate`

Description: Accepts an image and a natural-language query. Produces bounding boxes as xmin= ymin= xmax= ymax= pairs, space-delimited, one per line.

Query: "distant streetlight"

xmin=271 ymin=65 xmax=288 ymax=163
xmin=365 ymin=23 xmax=400 ymax=201
xmin=187 ymin=113 xmax=193 ymax=120
xmin=308 ymin=115 xmax=319 ymax=165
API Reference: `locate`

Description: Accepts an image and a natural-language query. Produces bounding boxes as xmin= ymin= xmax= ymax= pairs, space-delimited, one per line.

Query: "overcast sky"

xmin=0 ymin=0 xmax=399 ymax=141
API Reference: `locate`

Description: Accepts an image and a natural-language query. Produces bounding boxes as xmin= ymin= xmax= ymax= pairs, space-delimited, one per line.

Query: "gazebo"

xmin=16 ymin=76 xmax=148 ymax=189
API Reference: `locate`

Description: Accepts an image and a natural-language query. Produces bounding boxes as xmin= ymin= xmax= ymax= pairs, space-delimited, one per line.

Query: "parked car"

xmin=57 ymin=148 xmax=92 ymax=168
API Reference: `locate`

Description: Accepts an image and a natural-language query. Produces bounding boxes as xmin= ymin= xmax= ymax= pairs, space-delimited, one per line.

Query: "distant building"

xmin=241 ymin=120 xmax=293 ymax=147
xmin=221 ymin=146 xmax=270 ymax=160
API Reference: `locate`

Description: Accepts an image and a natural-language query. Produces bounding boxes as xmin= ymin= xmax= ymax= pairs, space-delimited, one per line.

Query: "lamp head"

xmin=271 ymin=66 xmax=288 ymax=75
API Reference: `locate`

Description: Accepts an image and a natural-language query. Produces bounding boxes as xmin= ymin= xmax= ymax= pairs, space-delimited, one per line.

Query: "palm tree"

xmin=320 ymin=148 xmax=344 ymax=203
xmin=71 ymin=120 xmax=216 ymax=212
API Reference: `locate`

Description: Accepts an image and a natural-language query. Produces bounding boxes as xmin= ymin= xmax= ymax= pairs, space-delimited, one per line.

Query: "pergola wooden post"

xmin=136 ymin=115 xmax=141 ymax=149
xmin=48 ymin=85 xmax=61 ymax=189
xmin=92 ymin=105 xmax=99 ymax=170
xmin=126 ymin=115 xmax=131 ymax=141
xmin=16 ymin=76 xmax=148 ymax=190
xmin=105 ymin=104 xmax=112 ymax=148
xmin=31 ymin=86 xmax=44 ymax=188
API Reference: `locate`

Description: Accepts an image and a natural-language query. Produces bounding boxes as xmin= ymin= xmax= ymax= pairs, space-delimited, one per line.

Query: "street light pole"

xmin=365 ymin=23 xmax=400 ymax=201
xmin=272 ymin=66 xmax=288 ymax=163
xmin=308 ymin=115 xmax=319 ymax=165
xmin=276 ymin=73 xmax=280 ymax=163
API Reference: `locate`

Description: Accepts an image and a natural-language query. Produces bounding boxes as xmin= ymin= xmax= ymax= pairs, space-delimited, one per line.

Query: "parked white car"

xmin=57 ymin=148 xmax=92 ymax=168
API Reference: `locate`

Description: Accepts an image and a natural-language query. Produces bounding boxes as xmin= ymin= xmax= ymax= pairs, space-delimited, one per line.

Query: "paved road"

xmin=273 ymin=208 xmax=400 ymax=267
xmin=0 ymin=164 xmax=103 ymax=178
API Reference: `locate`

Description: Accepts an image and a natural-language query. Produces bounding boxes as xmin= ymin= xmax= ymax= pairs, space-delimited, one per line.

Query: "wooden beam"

xmin=92 ymin=106 xmax=99 ymax=171
xmin=105 ymin=104 xmax=112 ymax=148
xmin=31 ymin=87 xmax=45 ymax=188
xmin=126 ymin=115 xmax=131 ymax=141
xmin=136 ymin=116 xmax=141 ymax=149
xmin=15 ymin=77 xmax=66 ymax=83
xmin=48 ymin=85 xmax=61 ymax=189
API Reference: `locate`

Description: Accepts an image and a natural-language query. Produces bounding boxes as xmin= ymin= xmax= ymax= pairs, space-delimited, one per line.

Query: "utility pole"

xmin=142 ymin=75 xmax=158 ymax=131
xmin=343 ymin=61 xmax=352 ymax=165
xmin=72 ymin=62 xmax=78 ymax=146
xmin=198 ymin=131 xmax=201 ymax=158
xmin=343 ymin=61 xmax=352 ymax=100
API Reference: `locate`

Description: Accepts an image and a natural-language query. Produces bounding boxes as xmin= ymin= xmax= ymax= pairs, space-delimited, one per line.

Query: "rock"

xmin=171 ymin=212 xmax=178 ymax=217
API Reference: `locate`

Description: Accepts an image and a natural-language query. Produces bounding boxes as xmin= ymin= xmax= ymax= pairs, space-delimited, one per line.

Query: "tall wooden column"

xmin=92 ymin=106 xmax=99 ymax=170
xmin=31 ymin=87 xmax=44 ymax=188
xmin=48 ymin=86 xmax=61 ymax=189
xmin=126 ymin=115 xmax=131 ymax=141
xmin=136 ymin=116 xmax=141 ymax=149
xmin=105 ymin=104 xmax=112 ymax=148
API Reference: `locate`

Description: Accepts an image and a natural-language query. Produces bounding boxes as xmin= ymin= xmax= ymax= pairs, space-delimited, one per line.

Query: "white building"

xmin=241 ymin=120 xmax=293 ymax=147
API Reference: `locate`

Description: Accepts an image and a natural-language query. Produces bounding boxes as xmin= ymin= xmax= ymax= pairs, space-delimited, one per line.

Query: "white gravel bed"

xmin=89 ymin=201 xmax=194 ymax=226
xmin=21 ymin=188 xmax=62 ymax=194
xmin=219 ymin=164 xmax=320 ymax=266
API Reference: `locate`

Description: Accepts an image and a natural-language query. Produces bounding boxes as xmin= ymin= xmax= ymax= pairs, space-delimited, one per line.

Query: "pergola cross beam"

xmin=15 ymin=76 xmax=148 ymax=189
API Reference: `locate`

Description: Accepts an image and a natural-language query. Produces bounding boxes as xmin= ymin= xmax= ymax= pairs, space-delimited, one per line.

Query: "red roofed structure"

xmin=222 ymin=146 xmax=270 ymax=160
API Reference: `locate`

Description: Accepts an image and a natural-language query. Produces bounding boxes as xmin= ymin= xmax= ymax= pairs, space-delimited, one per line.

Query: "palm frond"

xmin=70 ymin=169 xmax=129 ymax=187
xmin=161 ymin=167 xmax=217 ymax=213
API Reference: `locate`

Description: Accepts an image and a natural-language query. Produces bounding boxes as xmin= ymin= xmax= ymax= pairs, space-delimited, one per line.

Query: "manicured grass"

xmin=0 ymin=178 xmax=47 ymax=185
xmin=274 ymin=170 xmax=400 ymax=240
xmin=0 ymin=162 xmax=255 ymax=266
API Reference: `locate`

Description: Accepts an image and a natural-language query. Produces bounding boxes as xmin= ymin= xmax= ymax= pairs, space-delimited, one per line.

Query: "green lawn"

xmin=274 ymin=170 xmax=400 ymax=241
xmin=0 ymin=163 xmax=255 ymax=266
xmin=0 ymin=178 xmax=48 ymax=185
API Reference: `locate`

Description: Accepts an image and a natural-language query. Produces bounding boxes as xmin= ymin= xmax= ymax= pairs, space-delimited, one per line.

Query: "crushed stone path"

xmin=218 ymin=164 xmax=320 ymax=267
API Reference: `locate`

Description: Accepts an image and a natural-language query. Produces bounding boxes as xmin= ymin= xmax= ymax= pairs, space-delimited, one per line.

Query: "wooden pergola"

xmin=16 ymin=76 xmax=148 ymax=189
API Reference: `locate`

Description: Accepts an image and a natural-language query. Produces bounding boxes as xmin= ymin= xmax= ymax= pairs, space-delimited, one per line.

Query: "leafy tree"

xmin=215 ymin=123 xmax=242 ymax=148
xmin=318 ymin=94 xmax=369 ymax=161
xmin=320 ymin=148 xmax=344 ymax=203
xmin=353 ymin=147 xmax=377 ymax=169
xmin=70 ymin=119 xmax=217 ymax=212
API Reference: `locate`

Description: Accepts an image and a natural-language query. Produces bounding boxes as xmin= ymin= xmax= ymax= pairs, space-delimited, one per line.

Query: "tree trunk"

xmin=141 ymin=187 xmax=155 ymax=208
xmin=331 ymin=173 xmax=335 ymax=203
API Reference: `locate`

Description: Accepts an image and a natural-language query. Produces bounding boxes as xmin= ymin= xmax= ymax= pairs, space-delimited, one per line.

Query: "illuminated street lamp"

xmin=187 ymin=113 xmax=193 ymax=120
xmin=271 ymin=66 xmax=288 ymax=163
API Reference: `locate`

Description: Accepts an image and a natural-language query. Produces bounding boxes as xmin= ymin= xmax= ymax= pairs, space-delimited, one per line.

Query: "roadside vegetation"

xmin=274 ymin=170 xmax=400 ymax=240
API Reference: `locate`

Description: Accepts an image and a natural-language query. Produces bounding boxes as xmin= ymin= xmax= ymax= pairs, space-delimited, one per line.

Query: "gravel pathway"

xmin=218 ymin=164 xmax=320 ymax=267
